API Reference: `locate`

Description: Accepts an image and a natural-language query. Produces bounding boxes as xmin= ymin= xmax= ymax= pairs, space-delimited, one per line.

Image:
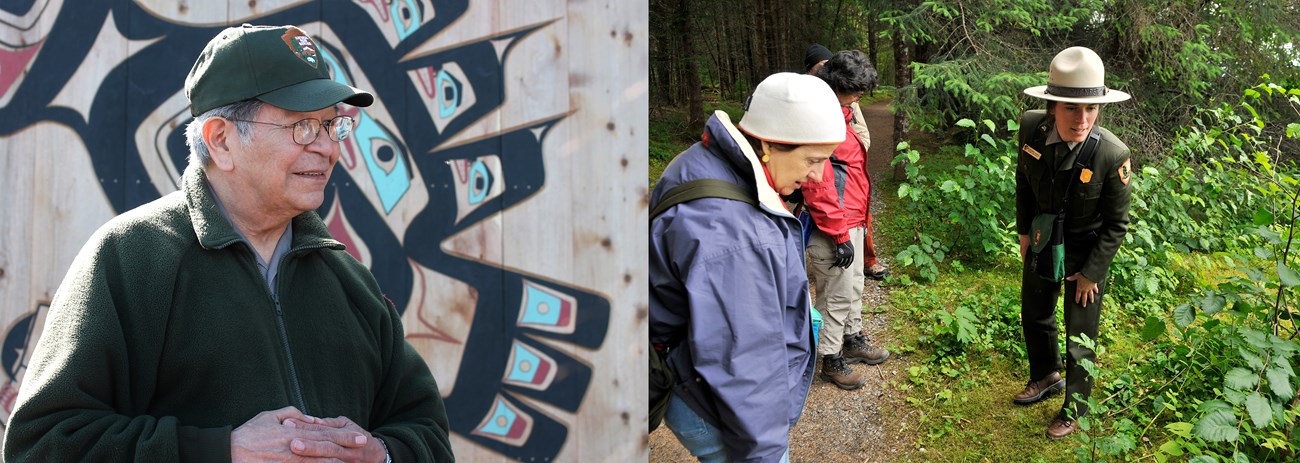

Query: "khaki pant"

xmin=808 ymin=226 xmax=865 ymax=356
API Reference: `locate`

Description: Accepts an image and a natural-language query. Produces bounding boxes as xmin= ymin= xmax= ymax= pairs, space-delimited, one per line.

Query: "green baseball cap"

xmin=185 ymin=24 xmax=374 ymax=116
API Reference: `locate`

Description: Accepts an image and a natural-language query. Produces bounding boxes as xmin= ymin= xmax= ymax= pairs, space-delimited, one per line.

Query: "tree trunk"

xmin=712 ymin=9 xmax=727 ymax=98
xmin=721 ymin=5 xmax=738 ymax=99
xmin=831 ymin=0 xmax=845 ymax=40
xmin=649 ymin=0 xmax=671 ymax=107
xmin=679 ymin=0 xmax=703 ymax=128
xmin=752 ymin=0 xmax=771 ymax=82
xmin=744 ymin=5 xmax=760 ymax=88
xmin=866 ymin=6 xmax=879 ymax=70
xmin=892 ymin=16 xmax=912 ymax=181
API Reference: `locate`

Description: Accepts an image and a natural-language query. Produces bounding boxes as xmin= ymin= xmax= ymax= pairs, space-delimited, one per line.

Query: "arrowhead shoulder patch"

xmin=1118 ymin=159 xmax=1132 ymax=185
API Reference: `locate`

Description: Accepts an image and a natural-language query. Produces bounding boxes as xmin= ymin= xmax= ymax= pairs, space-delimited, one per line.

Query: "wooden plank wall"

xmin=0 ymin=0 xmax=647 ymax=461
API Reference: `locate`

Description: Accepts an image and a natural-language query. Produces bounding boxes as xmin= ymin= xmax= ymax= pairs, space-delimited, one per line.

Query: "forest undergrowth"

xmin=884 ymin=79 xmax=1300 ymax=462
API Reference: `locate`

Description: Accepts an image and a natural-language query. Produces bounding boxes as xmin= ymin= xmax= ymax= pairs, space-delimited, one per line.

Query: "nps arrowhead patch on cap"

xmin=280 ymin=27 xmax=320 ymax=68
xmin=186 ymin=24 xmax=374 ymax=116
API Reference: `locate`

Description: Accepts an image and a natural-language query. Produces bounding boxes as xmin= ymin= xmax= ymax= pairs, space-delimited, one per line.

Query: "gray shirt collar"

xmin=207 ymin=184 xmax=294 ymax=295
xmin=1045 ymin=125 xmax=1080 ymax=151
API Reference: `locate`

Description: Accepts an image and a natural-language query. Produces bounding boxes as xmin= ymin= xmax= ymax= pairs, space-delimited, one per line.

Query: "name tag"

xmin=1022 ymin=145 xmax=1042 ymax=160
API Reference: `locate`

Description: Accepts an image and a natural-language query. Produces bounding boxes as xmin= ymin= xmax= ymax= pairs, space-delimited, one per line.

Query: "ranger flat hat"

xmin=1023 ymin=46 xmax=1130 ymax=104
xmin=185 ymin=24 xmax=374 ymax=116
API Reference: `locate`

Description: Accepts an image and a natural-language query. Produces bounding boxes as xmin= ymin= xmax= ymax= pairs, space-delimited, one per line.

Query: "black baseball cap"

xmin=185 ymin=24 xmax=373 ymax=116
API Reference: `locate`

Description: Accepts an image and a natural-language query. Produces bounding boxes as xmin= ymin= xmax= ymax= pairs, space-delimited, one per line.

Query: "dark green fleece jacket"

xmin=2 ymin=166 xmax=454 ymax=462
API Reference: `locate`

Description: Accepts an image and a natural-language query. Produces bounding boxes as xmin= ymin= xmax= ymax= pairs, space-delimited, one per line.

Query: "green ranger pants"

xmin=1020 ymin=239 xmax=1106 ymax=419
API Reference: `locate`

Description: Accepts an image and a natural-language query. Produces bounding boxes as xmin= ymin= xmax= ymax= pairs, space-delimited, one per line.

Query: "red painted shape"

xmin=324 ymin=199 xmax=364 ymax=262
xmin=556 ymin=301 xmax=572 ymax=328
xmin=415 ymin=67 xmax=438 ymax=98
xmin=506 ymin=413 xmax=529 ymax=439
xmin=0 ymin=41 xmax=44 ymax=98
xmin=359 ymin=0 xmax=391 ymax=22
xmin=530 ymin=359 xmax=550 ymax=385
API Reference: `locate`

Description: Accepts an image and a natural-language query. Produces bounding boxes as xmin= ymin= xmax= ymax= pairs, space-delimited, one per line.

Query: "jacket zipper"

xmin=249 ymin=242 xmax=334 ymax=416
xmin=272 ymin=296 xmax=308 ymax=414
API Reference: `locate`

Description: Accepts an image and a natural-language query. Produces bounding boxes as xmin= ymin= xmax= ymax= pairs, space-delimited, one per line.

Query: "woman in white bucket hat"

xmin=1011 ymin=46 xmax=1134 ymax=439
xmin=649 ymin=73 xmax=843 ymax=462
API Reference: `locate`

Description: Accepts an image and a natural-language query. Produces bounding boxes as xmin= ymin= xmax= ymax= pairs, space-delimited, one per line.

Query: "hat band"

xmin=1046 ymin=84 xmax=1107 ymax=98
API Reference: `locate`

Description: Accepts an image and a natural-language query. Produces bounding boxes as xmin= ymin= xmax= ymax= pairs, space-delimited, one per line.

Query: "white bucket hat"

xmin=738 ymin=73 xmax=845 ymax=145
xmin=1023 ymin=46 xmax=1130 ymax=104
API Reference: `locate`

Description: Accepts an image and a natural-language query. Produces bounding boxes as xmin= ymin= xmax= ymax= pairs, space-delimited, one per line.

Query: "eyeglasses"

xmin=228 ymin=116 xmax=355 ymax=145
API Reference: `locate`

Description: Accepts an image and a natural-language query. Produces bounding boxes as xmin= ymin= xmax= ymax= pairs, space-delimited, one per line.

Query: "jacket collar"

xmin=707 ymin=111 xmax=794 ymax=218
xmin=1043 ymin=124 xmax=1082 ymax=171
xmin=182 ymin=165 xmax=343 ymax=252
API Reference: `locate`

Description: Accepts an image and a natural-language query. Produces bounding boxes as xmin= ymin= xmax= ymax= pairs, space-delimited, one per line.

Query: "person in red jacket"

xmin=805 ymin=44 xmax=890 ymax=280
xmin=801 ymin=50 xmax=891 ymax=390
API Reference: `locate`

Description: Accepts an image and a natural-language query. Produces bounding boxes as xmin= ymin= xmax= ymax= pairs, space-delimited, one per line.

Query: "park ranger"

xmin=1012 ymin=46 xmax=1133 ymax=439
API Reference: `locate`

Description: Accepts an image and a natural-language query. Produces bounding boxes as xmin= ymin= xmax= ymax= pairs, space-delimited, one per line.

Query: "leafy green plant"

xmin=892 ymin=117 xmax=1018 ymax=281
xmin=1062 ymin=80 xmax=1300 ymax=463
xmin=888 ymin=78 xmax=1300 ymax=462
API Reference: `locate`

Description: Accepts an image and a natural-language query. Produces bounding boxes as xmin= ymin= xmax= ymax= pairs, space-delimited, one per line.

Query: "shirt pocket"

xmin=1067 ymin=181 xmax=1104 ymax=219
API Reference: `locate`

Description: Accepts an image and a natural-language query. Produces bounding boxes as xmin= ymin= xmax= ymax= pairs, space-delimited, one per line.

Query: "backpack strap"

xmin=1073 ymin=128 xmax=1102 ymax=172
xmin=1057 ymin=127 xmax=1103 ymax=214
xmin=650 ymin=178 xmax=758 ymax=219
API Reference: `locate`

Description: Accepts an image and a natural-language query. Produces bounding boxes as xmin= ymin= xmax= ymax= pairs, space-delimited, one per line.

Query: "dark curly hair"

xmin=815 ymin=50 xmax=878 ymax=95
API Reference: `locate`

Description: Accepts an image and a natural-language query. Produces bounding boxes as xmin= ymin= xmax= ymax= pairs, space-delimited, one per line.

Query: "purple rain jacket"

xmin=649 ymin=111 xmax=816 ymax=463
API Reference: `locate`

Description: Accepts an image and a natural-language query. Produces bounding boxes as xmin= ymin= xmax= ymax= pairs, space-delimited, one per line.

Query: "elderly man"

xmin=2 ymin=25 xmax=454 ymax=462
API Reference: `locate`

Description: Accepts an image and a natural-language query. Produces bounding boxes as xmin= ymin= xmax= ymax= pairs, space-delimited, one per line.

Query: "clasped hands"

xmin=232 ymin=406 xmax=385 ymax=463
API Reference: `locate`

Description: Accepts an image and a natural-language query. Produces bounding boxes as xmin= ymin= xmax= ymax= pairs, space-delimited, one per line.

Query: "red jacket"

xmin=800 ymin=106 xmax=870 ymax=244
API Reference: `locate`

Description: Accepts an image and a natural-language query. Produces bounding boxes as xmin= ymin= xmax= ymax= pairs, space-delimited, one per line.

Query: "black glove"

xmin=831 ymin=241 xmax=854 ymax=269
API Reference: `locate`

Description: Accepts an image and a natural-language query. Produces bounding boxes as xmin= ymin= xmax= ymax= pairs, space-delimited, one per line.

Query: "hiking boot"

xmin=1045 ymin=417 xmax=1077 ymax=439
xmin=819 ymin=354 xmax=866 ymax=390
xmin=867 ymin=263 xmax=890 ymax=280
xmin=843 ymin=333 xmax=890 ymax=365
xmin=1012 ymin=371 xmax=1065 ymax=405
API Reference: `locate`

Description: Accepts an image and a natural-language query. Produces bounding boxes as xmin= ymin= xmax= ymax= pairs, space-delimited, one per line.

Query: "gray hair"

xmin=185 ymin=99 xmax=264 ymax=168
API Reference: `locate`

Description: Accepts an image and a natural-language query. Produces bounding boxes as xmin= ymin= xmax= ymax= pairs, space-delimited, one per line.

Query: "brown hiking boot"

xmin=867 ymin=263 xmax=890 ymax=280
xmin=819 ymin=354 xmax=866 ymax=390
xmin=1012 ymin=371 xmax=1065 ymax=405
xmin=1046 ymin=417 xmax=1077 ymax=439
xmin=843 ymin=333 xmax=890 ymax=365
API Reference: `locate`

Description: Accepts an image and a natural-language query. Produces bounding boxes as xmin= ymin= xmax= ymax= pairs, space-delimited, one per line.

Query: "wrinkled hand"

xmin=1066 ymin=273 xmax=1099 ymax=306
xmin=831 ymin=241 xmax=854 ymax=269
xmin=283 ymin=415 xmax=387 ymax=463
xmin=232 ymin=406 xmax=364 ymax=463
